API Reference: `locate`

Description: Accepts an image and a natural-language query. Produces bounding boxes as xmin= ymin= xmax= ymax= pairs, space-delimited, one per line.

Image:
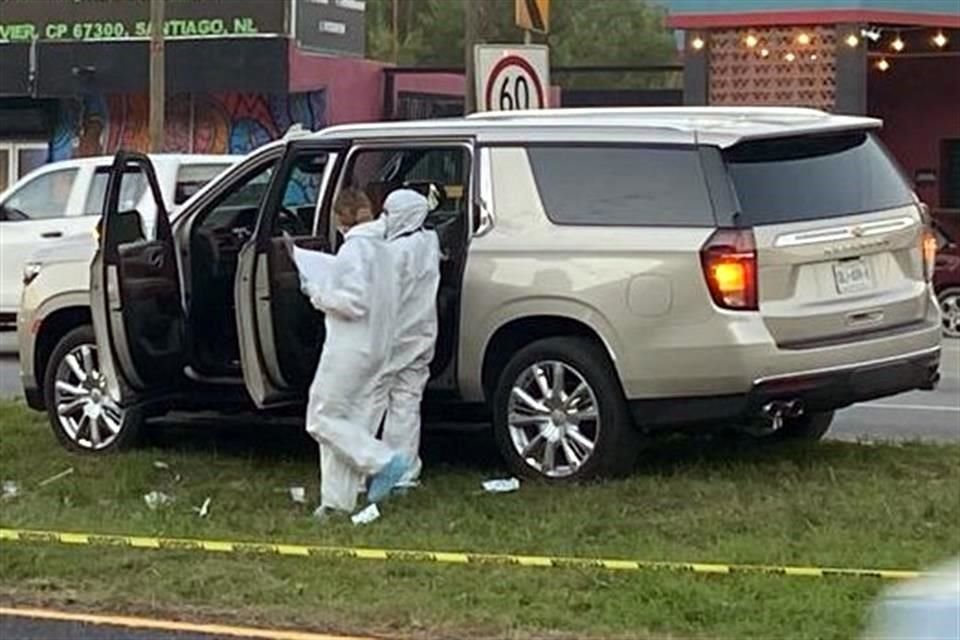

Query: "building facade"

xmin=661 ymin=0 xmax=960 ymax=214
xmin=0 ymin=0 xmax=460 ymax=191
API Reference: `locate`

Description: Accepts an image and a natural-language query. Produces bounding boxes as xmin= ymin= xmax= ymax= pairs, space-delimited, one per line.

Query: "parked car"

xmin=0 ymin=154 xmax=237 ymax=323
xmin=17 ymin=107 xmax=942 ymax=481
xmin=932 ymin=218 xmax=960 ymax=338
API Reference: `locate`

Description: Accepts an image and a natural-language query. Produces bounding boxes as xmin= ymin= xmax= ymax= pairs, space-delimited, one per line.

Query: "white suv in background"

xmin=0 ymin=154 xmax=237 ymax=323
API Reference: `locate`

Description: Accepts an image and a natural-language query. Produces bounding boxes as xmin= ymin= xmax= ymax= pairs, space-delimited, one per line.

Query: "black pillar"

xmin=683 ymin=32 xmax=709 ymax=106
xmin=835 ymin=22 xmax=867 ymax=114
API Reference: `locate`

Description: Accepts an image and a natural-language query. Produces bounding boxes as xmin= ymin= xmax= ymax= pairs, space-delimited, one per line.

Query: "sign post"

xmin=474 ymin=45 xmax=550 ymax=112
xmin=148 ymin=0 xmax=165 ymax=152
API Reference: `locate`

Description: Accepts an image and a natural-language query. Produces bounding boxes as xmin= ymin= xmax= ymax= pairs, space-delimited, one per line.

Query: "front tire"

xmin=492 ymin=337 xmax=640 ymax=481
xmin=44 ymin=325 xmax=143 ymax=454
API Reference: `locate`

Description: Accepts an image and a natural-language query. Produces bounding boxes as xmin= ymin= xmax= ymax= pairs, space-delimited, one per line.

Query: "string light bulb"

xmin=891 ymin=33 xmax=905 ymax=52
xmin=691 ymin=36 xmax=705 ymax=50
xmin=845 ymin=33 xmax=860 ymax=47
xmin=759 ymin=48 xmax=770 ymax=58
xmin=933 ymin=31 xmax=948 ymax=48
xmin=744 ymin=34 xmax=759 ymax=48
xmin=796 ymin=32 xmax=812 ymax=46
xmin=784 ymin=52 xmax=796 ymax=62
xmin=876 ymin=58 xmax=890 ymax=72
xmin=810 ymin=53 xmax=818 ymax=61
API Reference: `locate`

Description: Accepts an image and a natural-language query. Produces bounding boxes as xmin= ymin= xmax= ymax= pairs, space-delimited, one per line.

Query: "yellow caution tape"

xmin=0 ymin=527 xmax=929 ymax=580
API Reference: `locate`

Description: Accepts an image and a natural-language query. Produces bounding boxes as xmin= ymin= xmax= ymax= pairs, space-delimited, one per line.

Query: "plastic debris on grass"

xmin=482 ymin=477 xmax=520 ymax=493
xmin=289 ymin=486 xmax=307 ymax=504
xmin=1 ymin=481 xmax=19 ymax=500
xmin=193 ymin=497 xmax=212 ymax=518
xmin=143 ymin=491 xmax=173 ymax=510
xmin=37 ymin=467 xmax=74 ymax=488
xmin=351 ymin=503 xmax=381 ymax=526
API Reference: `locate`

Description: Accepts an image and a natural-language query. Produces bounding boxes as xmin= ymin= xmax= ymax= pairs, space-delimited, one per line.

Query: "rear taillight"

xmin=922 ymin=227 xmax=937 ymax=282
xmin=701 ymin=229 xmax=758 ymax=311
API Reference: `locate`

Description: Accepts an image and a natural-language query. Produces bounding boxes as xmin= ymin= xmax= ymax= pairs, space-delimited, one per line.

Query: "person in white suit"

xmin=379 ymin=189 xmax=441 ymax=485
xmin=300 ymin=189 xmax=410 ymax=516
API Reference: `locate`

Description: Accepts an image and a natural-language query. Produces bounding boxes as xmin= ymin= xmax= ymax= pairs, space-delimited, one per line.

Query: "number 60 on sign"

xmin=475 ymin=45 xmax=550 ymax=112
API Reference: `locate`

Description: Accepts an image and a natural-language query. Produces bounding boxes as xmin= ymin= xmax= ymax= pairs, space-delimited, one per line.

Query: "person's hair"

xmin=334 ymin=188 xmax=372 ymax=221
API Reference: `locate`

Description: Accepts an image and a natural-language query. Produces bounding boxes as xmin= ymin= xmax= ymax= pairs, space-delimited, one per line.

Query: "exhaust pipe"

xmin=761 ymin=399 xmax=805 ymax=431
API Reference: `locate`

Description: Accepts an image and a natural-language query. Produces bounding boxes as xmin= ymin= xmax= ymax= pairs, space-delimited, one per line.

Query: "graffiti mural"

xmin=51 ymin=91 xmax=327 ymax=161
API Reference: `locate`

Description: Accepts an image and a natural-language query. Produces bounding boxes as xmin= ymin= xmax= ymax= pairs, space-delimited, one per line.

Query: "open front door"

xmin=236 ymin=141 xmax=344 ymax=407
xmin=91 ymin=152 xmax=186 ymax=405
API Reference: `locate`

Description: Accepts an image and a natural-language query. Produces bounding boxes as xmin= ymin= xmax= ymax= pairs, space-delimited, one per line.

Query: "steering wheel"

xmin=276 ymin=207 xmax=308 ymax=236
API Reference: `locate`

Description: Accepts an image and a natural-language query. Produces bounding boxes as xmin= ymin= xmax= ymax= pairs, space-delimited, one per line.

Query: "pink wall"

xmin=868 ymin=57 xmax=960 ymax=210
xmin=289 ymin=48 xmax=465 ymax=124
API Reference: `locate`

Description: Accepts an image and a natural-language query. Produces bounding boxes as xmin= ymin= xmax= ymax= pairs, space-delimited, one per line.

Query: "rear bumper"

xmin=631 ymin=347 xmax=941 ymax=429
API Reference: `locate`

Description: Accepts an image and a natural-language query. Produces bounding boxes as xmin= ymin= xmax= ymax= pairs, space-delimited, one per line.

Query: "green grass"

xmin=1 ymin=401 xmax=959 ymax=639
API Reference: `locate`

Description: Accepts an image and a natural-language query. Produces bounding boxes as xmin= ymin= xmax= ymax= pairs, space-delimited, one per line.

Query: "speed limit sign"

xmin=475 ymin=45 xmax=550 ymax=112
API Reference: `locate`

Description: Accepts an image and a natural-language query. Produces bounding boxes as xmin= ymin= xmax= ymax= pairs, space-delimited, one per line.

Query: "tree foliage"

xmin=365 ymin=0 xmax=679 ymax=87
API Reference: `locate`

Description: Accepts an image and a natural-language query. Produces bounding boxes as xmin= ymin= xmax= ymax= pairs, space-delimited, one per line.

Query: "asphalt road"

xmin=0 ymin=609 xmax=366 ymax=640
xmin=1 ymin=330 xmax=957 ymax=441
xmin=0 ymin=616 xmax=229 ymax=640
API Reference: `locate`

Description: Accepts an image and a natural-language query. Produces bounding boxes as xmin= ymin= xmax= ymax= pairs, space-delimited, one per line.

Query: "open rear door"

xmin=91 ymin=152 xmax=186 ymax=405
xmin=235 ymin=141 xmax=344 ymax=407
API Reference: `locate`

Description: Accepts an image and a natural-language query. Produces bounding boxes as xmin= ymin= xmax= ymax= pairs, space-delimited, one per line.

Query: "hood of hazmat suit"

xmin=303 ymin=216 xmax=399 ymax=513
xmin=380 ymin=189 xmax=442 ymax=484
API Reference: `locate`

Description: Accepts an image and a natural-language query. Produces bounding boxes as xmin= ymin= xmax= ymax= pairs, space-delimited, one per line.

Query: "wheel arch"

xmin=479 ymin=313 xmax=623 ymax=403
xmin=34 ymin=305 xmax=93 ymax=396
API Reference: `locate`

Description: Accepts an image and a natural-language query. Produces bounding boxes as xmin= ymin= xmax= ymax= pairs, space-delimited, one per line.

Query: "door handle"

xmin=41 ymin=231 xmax=63 ymax=239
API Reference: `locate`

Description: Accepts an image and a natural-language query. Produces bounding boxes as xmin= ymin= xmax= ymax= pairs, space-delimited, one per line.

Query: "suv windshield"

xmin=724 ymin=131 xmax=914 ymax=225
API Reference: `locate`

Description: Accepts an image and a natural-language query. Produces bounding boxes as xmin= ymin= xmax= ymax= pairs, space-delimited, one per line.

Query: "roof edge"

xmin=667 ymin=8 xmax=960 ymax=29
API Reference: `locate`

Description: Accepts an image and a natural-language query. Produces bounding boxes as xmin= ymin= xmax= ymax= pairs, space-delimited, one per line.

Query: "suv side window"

xmin=85 ymin=168 xmax=147 ymax=215
xmin=275 ymin=153 xmax=327 ymax=236
xmin=2 ymin=168 xmax=79 ymax=220
xmin=175 ymin=163 xmax=232 ymax=204
xmin=526 ymin=145 xmax=714 ymax=226
xmin=342 ymin=146 xmax=469 ymax=224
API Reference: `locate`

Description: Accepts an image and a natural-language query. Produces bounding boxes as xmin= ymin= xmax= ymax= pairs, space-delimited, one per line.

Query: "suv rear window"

xmin=526 ymin=146 xmax=714 ymax=226
xmin=724 ymin=132 xmax=913 ymax=225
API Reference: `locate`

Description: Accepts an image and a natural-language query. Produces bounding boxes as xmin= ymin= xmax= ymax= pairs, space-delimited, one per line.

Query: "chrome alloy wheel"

xmin=507 ymin=360 xmax=601 ymax=478
xmin=53 ymin=343 xmax=125 ymax=450
xmin=940 ymin=290 xmax=960 ymax=338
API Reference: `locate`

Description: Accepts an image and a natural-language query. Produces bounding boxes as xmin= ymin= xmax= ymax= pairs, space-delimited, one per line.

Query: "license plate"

xmin=834 ymin=258 xmax=873 ymax=294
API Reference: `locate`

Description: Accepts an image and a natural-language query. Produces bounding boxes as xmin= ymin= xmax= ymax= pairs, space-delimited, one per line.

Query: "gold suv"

xmin=18 ymin=108 xmax=942 ymax=481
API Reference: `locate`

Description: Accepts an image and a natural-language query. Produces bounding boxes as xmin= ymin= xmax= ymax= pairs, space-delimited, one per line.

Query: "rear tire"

xmin=44 ymin=325 xmax=144 ymax=454
xmin=937 ymin=287 xmax=960 ymax=338
xmin=492 ymin=337 xmax=640 ymax=482
xmin=769 ymin=411 xmax=834 ymax=442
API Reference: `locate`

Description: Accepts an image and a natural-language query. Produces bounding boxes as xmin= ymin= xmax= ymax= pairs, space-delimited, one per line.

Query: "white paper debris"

xmin=482 ymin=477 xmax=520 ymax=494
xmin=289 ymin=486 xmax=307 ymax=504
xmin=153 ymin=460 xmax=170 ymax=470
xmin=1 ymin=481 xmax=19 ymax=500
xmin=193 ymin=497 xmax=212 ymax=518
xmin=37 ymin=467 xmax=74 ymax=487
xmin=351 ymin=503 xmax=381 ymax=526
xmin=143 ymin=491 xmax=173 ymax=510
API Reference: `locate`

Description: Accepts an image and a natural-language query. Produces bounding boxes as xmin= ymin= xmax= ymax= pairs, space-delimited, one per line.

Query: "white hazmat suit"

xmin=301 ymin=216 xmax=399 ymax=513
xmin=380 ymin=190 xmax=442 ymax=484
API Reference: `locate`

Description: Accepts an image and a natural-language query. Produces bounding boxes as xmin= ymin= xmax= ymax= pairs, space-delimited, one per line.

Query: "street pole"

xmin=149 ymin=0 xmax=165 ymax=152
xmin=524 ymin=29 xmax=531 ymax=45
xmin=463 ymin=0 xmax=478 ymax=114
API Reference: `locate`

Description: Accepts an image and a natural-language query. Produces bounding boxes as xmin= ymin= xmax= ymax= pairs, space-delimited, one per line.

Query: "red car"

xmin=933 ymin=218 xmax=960 ymax=338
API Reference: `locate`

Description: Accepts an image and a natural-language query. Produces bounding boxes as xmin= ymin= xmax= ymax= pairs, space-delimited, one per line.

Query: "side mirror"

xmin=0 ymin=203 xmax=29 ymax=222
